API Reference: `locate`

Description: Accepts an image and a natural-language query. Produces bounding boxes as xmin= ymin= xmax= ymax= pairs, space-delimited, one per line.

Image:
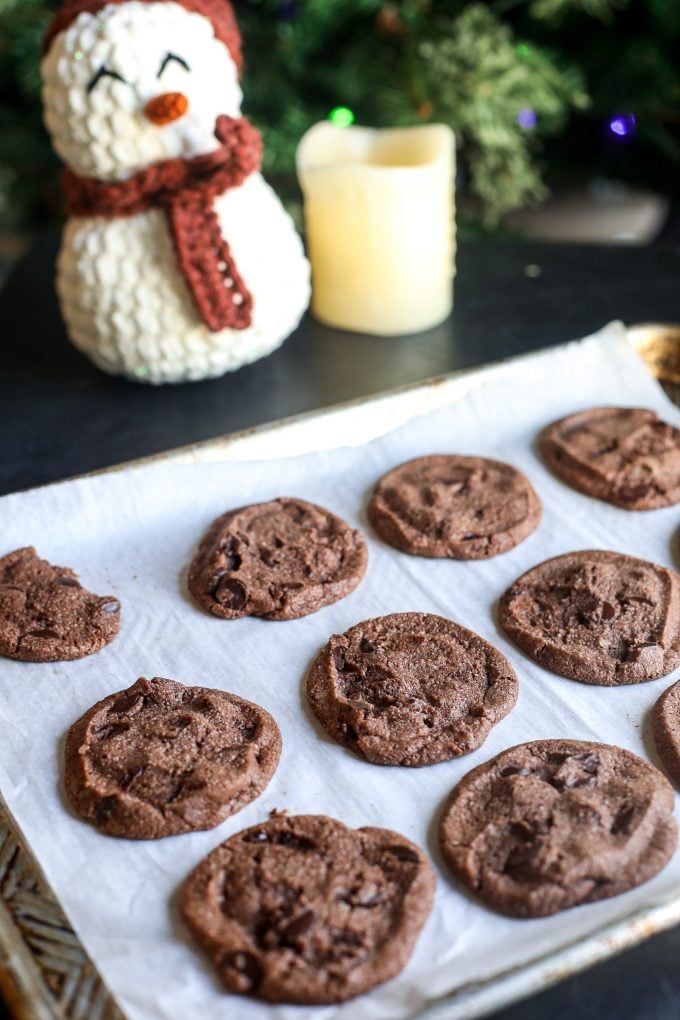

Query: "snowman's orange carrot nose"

xmin=144 ymin=92 xmax=189 ymax=126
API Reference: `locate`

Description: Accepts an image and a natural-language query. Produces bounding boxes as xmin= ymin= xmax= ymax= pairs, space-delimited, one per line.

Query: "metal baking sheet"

xmin=1 ymin=323 xmax=679 ymax=1020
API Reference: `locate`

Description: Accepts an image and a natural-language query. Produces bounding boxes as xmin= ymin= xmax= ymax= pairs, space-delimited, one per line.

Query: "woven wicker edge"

xmin=0 ymin=791 xmax=124 ymax=1020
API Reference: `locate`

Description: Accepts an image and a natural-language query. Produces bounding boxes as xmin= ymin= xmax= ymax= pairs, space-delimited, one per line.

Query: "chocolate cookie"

xmin=65 ymin=677 xmax=281 ymax=839
xmin=0 ymin=546 xmax=120 ymax=662
xmin=653 ymin=680 xmax=680 ymax=787
xmin=439 ymin=739 xmax=677 ymax=918
xmin=188 ymin=498 xmax=367 ymax=621
xmin=539 ymin=407 xmax=680 ymax=510
xmin=307 ymin=613 xmax=518 ymax=766
xmin=498 ymin=550 xmax=680 ymax=685
xmin=180 ymin=813 xmax=435 ymax=1004
xmin=367 ymin=455 xmax=541 ymax=559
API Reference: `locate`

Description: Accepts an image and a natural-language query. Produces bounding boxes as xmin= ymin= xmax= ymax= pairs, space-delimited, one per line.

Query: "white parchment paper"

xmin=1 ymin=322 xmax=679 ymax=1020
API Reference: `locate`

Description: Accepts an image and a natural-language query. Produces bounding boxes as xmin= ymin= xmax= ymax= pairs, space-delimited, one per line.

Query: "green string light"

xmin=328 ymin=106 xmax=355 ymax=127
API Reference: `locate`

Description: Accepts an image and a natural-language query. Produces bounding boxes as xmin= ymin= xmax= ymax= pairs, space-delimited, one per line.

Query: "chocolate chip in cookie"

xmin=65 ymin=677 xmax=281 ymax=839
xmin=180 ymin=813 xmax=434 ymax=1003
xmin=498 ymin=550 xmax=680 ymax=685
xmin=540 ymin=407 xmax=680 ymax=509
xmin=307 ymin=613 xmax=518 ymax=766
xmin=439 ymin=739 xmax=677 ymax=918
xmin=367 ymin=455 xmax=541 ymax=559
xmin=188 ymin=498 xmax=367 ymax=621
xmin=0 ymin=546 xmax=120 ymax=662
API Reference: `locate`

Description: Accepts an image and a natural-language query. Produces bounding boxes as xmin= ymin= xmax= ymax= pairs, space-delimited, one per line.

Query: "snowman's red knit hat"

xmin=43 ymin=0 xmax=243 ymax=74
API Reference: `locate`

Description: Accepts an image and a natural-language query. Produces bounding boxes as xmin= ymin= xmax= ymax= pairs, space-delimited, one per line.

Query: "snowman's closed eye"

xmin=86 ymin=67 xmax=127 ymax=93
xmin=158 ymin=52 xmax=191 ymax=77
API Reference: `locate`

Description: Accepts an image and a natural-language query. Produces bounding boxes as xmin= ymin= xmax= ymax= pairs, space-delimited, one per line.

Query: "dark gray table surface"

xmin=1 ymin=237 xmax=680 ymax=1019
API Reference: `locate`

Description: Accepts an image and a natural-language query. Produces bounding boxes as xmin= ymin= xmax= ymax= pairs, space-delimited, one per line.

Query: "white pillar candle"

xmin=296 ymin=122 xmax=456 ymax=336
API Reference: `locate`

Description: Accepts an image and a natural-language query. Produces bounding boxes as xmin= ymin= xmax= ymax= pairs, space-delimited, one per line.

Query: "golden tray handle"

xmin=628 ymin=323 xmax=680 ymax=386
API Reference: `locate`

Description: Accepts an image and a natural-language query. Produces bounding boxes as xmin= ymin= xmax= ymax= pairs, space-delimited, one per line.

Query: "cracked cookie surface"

xmin=188 ymin=498 xmax=367 ymax=621
xmin=498 ymin=550 xmax=680 ymax=685
xmin=367 ymin=455 xmax=541 ymax=559
xmin=180 ymin=813 xmax=435 ymax=1003
xmin=65 ymin=677 xmax=281 ymax=839
xmin=653 ymin=680 xmax=680 ymax=787
xmin=439 ymin=739 xmax=677 ymax=918
xmin=307 ymin=613 xmax=518 ymax=766
xmin=539 ymin=406 xmax=680 ymax=510
xmin=0 ymin=546 xmax=120 ymax=662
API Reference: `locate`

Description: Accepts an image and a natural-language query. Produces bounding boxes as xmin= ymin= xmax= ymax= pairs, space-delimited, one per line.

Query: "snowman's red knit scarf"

xmin=63 ymin=116 xmax=261 ymax=333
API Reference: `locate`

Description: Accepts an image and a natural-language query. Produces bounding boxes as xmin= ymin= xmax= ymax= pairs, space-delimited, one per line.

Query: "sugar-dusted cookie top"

xmin=540 ymin=406 xmax=680 ymax=509
xmin=653 ymin=680 xmax=680 ymax=788
xmin=439 ymin=738 xmax=677 ymax=918
xmin=368 ymin=455 xmax=541 ymax=559
xmin=499 ymin=550 xmax=680 ymax=685
xmin=0 ymin=546 xmax=120 ymax=661
xmin=308 ymin=612 xmax=518 ymax=766
xmin=65 ymin=676 xmax=281 ymax=839
xmin=188 ymin=498 xmax=367 ymax=621
xmin=180 ymin=813 xmax=435 ymax=1003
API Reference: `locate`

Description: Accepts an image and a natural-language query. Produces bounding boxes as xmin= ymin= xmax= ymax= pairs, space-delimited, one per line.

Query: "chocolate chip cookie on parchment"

xmin=539 ymin=406 xmax=680 ymax=509
xmin=188 ymin=497 xmax=367 ymax=620
xmin=439 ymin=739 xmax=677 ymax=918
xmin=653 ymin=680 xmax=680 ymax=787
xmin=367 ymin=454 xmax=541 ymax=559
xmin=498 ymin=550 xmax=680 ymax=685
xmin=180 ymin=813 xmax=435 ymax=1004
xmin=65 ymin=677 xmax=281 ymax=839
xmin=0 ymin=546 xmax=120 ymax=661
xmin=308 ymin=612 xmax=518 ymax=766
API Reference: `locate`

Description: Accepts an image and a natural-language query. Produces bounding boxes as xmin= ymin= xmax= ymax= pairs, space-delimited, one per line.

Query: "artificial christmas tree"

xmin=1 ymin=0 xmax=678 ymax=232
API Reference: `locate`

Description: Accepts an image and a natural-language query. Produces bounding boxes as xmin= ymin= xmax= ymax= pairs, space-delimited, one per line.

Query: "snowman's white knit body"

xmin=42 ymin=1 xmax=310 ymax=384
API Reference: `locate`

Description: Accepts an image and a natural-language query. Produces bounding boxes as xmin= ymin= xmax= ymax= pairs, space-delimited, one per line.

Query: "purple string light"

xmin=517 ymin=108 xmax=537 ymax=129
xmin=609 ymin=113 xmax=636 ymax=138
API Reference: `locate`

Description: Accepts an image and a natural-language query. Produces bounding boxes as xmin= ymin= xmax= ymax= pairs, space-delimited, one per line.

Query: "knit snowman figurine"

xmin=41 ymin=0 xmax=310 ymax=384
